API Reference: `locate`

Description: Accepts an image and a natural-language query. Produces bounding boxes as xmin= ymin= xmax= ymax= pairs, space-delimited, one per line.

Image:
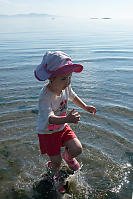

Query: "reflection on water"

xmin=0 ymin=16 xmax=133 ymax=198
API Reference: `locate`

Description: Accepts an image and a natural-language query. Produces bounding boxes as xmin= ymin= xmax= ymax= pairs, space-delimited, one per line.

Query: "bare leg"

xmin=64 ymin=138 xmax=82 ymax=158
xmin=49 ymin=154 xmax=62 ymax=173
xmin=47 ymin=154 xmax=66 ymax=193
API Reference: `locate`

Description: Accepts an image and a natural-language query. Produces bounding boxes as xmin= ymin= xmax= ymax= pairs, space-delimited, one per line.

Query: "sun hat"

xmin=34 ymin=51 xmax=83 ymax=81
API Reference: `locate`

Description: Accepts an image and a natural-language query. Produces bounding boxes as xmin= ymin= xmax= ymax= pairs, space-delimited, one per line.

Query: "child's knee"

xmin=70 ymin=145 xmax=83 ymax=157
xmin=76 ymin=145 xmax=83 ymax=155
xmin=65 ymin=138 xmax=83 ymax=157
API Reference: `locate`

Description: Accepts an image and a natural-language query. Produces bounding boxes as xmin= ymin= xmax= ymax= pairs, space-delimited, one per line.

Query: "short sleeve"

xmin=37 ymin=89 xmax=54 ymax=132
xmin=68 ymin=85 xmax=77 ymax=101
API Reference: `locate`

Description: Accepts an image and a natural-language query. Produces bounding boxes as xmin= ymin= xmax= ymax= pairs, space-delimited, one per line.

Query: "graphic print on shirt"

xmin=59 ymin=99 xmax=67 ymax=113
xmin=48 ymin=99 xmax=67 ymax=131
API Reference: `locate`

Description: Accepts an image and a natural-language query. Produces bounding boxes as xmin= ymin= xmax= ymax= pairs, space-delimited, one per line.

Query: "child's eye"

xmin=61 ymin=76 xmax=71 ymax=81
xmin=61 ymin=78 xmax=66 ymax=80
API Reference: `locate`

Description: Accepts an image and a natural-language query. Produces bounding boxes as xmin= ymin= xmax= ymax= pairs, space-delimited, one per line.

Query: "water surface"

xmin=0 ymin=16 xmax=133 ymax=198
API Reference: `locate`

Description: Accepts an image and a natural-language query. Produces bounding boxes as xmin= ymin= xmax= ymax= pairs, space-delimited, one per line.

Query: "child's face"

xmin=51 ymin=73 xmax=72 ymax=91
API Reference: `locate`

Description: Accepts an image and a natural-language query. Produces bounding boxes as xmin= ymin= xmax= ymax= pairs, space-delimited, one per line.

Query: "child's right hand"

xmin=66 ymin=109 xmax=80 ymax=123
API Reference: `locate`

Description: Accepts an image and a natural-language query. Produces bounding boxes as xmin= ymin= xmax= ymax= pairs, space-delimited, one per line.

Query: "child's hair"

xmin=48 ymin=76 xmax=56 ymax=83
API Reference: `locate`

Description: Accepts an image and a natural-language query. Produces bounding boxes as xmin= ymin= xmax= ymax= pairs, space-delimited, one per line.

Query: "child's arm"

xmin=72 ymin=95 xmax=96 ymax=114
xmin=49 ymin=96 xmax=96 ymax=125
xmin=49 ymin=109 xmax=80 ymax=125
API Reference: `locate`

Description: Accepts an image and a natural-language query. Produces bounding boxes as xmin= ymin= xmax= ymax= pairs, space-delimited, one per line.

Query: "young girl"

xmin=34 ymin=51 xmax=96 ymax=191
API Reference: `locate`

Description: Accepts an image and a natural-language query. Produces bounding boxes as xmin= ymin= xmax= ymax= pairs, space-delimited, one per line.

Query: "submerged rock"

xmin=33 ymin=165 xmax=74 ymax=199
xmin=33 ymin=176 xmax=58 ymax=199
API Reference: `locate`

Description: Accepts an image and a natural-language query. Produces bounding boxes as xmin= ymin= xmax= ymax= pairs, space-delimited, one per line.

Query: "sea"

xmin=0 ymin=15 xmax=133 ymax=199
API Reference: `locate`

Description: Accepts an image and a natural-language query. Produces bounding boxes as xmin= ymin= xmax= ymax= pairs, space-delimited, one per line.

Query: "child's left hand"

xmin=85 ymin=105 xmax=96 ymax=115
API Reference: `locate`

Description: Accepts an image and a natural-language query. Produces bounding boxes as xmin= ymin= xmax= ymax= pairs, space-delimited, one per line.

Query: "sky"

xmin=0 ymin=0 xmax=133 ymax=19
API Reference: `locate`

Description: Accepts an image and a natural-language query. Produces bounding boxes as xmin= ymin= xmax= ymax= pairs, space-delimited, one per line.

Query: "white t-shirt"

xmin=37 ymin=84 xmax=76 ymax=134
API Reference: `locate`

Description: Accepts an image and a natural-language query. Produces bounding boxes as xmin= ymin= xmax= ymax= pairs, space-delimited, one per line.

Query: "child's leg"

xmin=63 ymin=138 xmax=82 ymax=171
xmin=48 ymin=154 xmax=62 ymax=173
xmin=47 ymin=154 xmax=66 ymax=193
xmin=64 ymin=138 xmax=82 ymax=158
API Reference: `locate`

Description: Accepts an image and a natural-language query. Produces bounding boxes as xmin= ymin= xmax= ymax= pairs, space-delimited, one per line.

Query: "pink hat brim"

xmin=50 ymin=64 xmax=83 ymax=78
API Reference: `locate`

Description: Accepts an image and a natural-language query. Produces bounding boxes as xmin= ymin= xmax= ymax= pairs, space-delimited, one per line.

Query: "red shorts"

xmin=38 ymin=125 xmax=77 ymax=156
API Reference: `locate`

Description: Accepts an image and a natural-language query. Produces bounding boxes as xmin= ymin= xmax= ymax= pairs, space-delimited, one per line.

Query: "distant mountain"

xmin=90 ymin=17 xmax=112 ymax=20
xmin=102 ymin=17 xmax=111 ymax=19
xmin=0 ymin=13 xmax=57 ymax=18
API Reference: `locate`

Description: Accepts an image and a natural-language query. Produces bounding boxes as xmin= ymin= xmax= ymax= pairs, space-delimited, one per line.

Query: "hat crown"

xmin=43 ymin=51 xmax=71 ymax=72
xmin=34 ymin=51 xmax=83 ymax=81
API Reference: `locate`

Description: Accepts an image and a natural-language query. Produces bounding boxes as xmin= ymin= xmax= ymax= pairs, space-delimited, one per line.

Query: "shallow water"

xmin=0 ymin=16 xmax=133 ymax=198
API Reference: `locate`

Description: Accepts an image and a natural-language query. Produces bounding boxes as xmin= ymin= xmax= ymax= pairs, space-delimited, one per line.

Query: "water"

xmin=0 ymin=16 xmax=133 ymax=198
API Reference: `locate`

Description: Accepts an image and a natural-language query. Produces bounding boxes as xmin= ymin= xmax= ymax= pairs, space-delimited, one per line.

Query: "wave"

xmin=74 ymin=57 xmax=133 ymax=63
xmin=91 ymin=50 xmax=133 ymax=54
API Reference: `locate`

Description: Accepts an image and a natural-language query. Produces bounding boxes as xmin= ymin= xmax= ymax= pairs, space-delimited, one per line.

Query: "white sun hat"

xmin=34 ymin=51 xmax=83 ymax=81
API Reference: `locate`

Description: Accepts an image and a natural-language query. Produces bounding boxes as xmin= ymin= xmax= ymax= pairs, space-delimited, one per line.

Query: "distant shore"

xmin=90 ymin=17 xmax=111 ymax=20
xmin=0 ymin=13 xmax=56 ymax=18
xmin=0 ymin=13 xmax=111 ymax=20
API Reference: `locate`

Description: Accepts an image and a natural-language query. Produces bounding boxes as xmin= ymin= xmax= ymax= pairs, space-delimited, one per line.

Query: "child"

xmin=34 ymin=51 xmax=96 ymax=192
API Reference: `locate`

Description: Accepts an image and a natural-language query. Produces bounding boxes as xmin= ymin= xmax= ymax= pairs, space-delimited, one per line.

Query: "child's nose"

xmin=66 ymin=79 xmax=71 ymax=86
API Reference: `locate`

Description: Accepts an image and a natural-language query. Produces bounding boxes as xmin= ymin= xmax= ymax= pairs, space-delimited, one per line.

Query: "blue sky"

xmin=0 ymin=0 xmax=133 ymax=19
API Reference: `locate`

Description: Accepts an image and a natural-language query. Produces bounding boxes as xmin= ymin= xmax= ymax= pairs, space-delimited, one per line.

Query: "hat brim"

xmin=50 ymin=64 xmax=83 ymax=78
xmin=34 ymin=63 xmax=83 ymax=81
xmin=34 ymin=61 xmax=52 ymax=81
